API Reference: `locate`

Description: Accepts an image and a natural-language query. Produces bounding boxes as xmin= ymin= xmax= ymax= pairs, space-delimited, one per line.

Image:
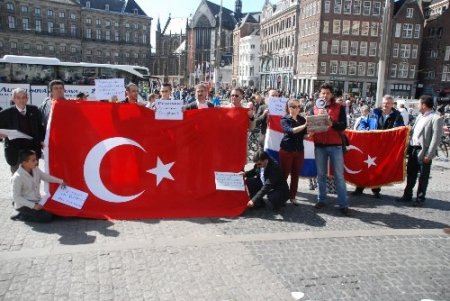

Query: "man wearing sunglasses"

xmin=225 ymin=88 xmax=255 ymax=129
xmin=241 ymin=150 xmax=289 ymax=211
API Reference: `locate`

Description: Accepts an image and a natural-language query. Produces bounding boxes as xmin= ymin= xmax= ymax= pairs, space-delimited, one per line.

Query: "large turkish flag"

xmin=343 ymin=127 xmax=410 ymax=187
xmin=43 ymin=101 xmax=249 ymax=219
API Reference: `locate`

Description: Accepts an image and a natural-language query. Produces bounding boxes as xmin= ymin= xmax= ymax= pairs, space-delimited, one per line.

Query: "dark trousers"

xmin=279 ymin=149 xmax=304 ymax=199
xmin=246 ymin=177 xmax=287 ymax=210
xmin=355 ymin=187 xmax=381 ymax=194
xmin=403 ymin=147 xmax=432 ymax=203
xmin=16 ymin=207 xmax=54 ymax=223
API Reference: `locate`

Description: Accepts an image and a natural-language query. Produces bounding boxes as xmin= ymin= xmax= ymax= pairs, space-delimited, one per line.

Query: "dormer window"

xmin=133 ymin=9 xmax=138 ymax=15
xmin=86 ymin=1 xmax=90 ymax=8
xmin=105 ymin=4 xmax=109 ymax=11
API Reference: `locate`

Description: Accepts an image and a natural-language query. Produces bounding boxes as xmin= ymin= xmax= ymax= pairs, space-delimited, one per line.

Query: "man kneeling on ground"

xmin=241 ymin=150 xmax=289 ymax=211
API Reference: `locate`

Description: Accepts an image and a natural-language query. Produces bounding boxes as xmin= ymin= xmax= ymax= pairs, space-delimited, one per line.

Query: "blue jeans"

xmin=314 ymin=146 xmax=348 ymax=208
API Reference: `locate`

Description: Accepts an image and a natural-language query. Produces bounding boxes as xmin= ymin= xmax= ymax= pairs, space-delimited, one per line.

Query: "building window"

xmin=37 ymin=44 xmax=43 ymax=51
xmin=60 ymin=23 xmax=65 ymax=34
xmin=21 ymin=5 xmax=28 ymax=13
xmin=97 ymin=50 xmax=102 ymax=56
xmin=48 ymin=45 xmax=55 ymax=52
xmin=115 ymin=22 xmax=119 ymax=27
xmin=8 ymin=16 xmax=16 ymax=29
xmin=331 ymin=40 xmax=339 ymax=54
xmin=59 ymin=12 xmax=65 ymax=18
xmin=142 ymin=34 xmax=147 ymax=44
xmin=7 ymin=3 xmax=14 ymax=11
xmin=125 ymin=31 xmax=130 ymax=42
xmin=71 ymin=46 xmax=76 ymax=53
xmin=395 ymin=23 xmax=401 ymax=37
xmin=348 ymin=61 xmax=357 ymax=75
xmin=323 ymin=21 xmax=329 ymax=33
xmin=330 ymin=61 xmax=338 ymax=74
xmin=59 ymin=46 xmax=66 ymax=53
xmin=71 ymin=25 xmax=76 ymax=36
xmin=96 ymin=29 xmax=101 ymax=39
xmin=48 ymin=10 xmax=53 ymax=17
xmin=134 ymin=23 xmax=138 ymax=30
xmin=71 ymin=13 xmax=76 ymax=20
xmin=411 ymin=44 xmax=418 ymax=59
xmin=352 ymin=21 xmax=360 ymax=35
xmin=443 ymin=65 xmax=450 ymax=81
xmin=353 ymin=0 xmax=361 ymax=14
xmin=409 ymin=65 xmax=416 ymax=78
xmin=22 ymin=18 xmax=29 ymax=30
xmin=333 ymin=20 xmax=341 ymax=34
xmin=363 ymin=1 xmax=371 ymax=15
xmin=361 ymin=21 xmax=369 ymax=36
xmin=390 ymin=64 xmax=397 ymax=77
xmin=360 ymin=41 xmax=367 ymax=56
xmin=105 ymin=21 xmax=110 ymax=27
xmin=324 ymin=1 xmax=331 ymax=13
xmin=414 ymin=24 xmax=420 ymax=38
xmin=322 ymin=41 xmax=328 ymax=54
xmin=373 ymin=2 xmax=381 ymax=15
xmin=358 ymin=62 xmax=366 ymax=76
xmin=342 ymin=20 xmax=350 ymax=34
xmin=371 ymin=22 xmax=379 ymax=36
xmin=36 ymin=20 xmax=42 ymax=32
xmin=350 ymin=41 xmax=358 ymax=55
xmin=393 ymin=43 xmax=399 ymax=57
xmin=339 ymin=61 xmax=348 ymax=75
xmin=400 ymin=44 xmax=411 ymax=58
xmin=35 ymin=8 xmax=41 ymax=16
xmin=402 ymin=23 xmax=413 ymax=38
xmin=341 ymin=40 xmax=349 ymax=54
xmin=445 ymin=46 xmax=450 ymax=61
xmin=115 ymin=32 xmax=119 ymax=41
xmin=430 ymin=50 xmax=438 ymax=58
xmin=10 ymin=41 xmax=17 ymax=49
xmin=334 ymin=0 xmax=342 ymax=13
xmin=48 ymin=21 xmax=54 ymax=33
xmin=399 ymin=63 xmax=408 ymax=78
xmin=367 ymin=63 xmax=376 ymax=76
xmin=125 ymin=23 xmax=130 ymax=28
xmin=96 ymin=19 xmax=101 ymax=26
xmin=133 ymin=9 xmax=138 ymax=15
xmin=320 ymin=62 xmax=327 ymax=73
xmin=343 ymin=0 xmax=351 ymax=14
xmin=86 ymin=1 xmax=90 ymax=8
xmin=106 ymin=30 xmax=111 ymax=40
xmin=85 ymin=28 xmax=92 ymax=38
xmin=369 ymin=42 xmax=377 ymax=56
xmin=406 ymin=8 xmax=413 ymax=18
xmin=23 ymin=43 xmax=30 ymax=50
xmin=105 ymin=4 xmax=109 ymax=11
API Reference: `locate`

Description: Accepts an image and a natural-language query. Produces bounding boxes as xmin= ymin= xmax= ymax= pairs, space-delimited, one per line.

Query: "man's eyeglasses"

xmin=289 ymin=105 xmax=301 ymax=109
xmin=161 ymin=90 xmax=170 ymax=93
xmin=231 ymin=94 xmax=241 ymax=97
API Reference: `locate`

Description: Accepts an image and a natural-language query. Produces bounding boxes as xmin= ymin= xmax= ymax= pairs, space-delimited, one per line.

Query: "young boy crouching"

xmin=11 ymin=149 xmax=65 ymax=222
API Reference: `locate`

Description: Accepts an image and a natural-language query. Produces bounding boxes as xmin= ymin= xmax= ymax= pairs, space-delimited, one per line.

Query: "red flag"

xmin=43 ymin=101 xmax=249 ymax=219
xmin=343 ymin=127 xmax=409 ymax=187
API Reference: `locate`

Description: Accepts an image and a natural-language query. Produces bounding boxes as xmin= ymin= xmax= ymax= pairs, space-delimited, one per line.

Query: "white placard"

xmin=29 ymin=85 xmax=49 ymax=107
xmin=0 ymin=83 xmax=30 ymax=109
xmin=65 ymin=85 xmax=96 ymax=100
xmin=52 ymin=185 xmax=88 ymax=210
xmin=215 ymin=172 xmax=245 ymax=191
xmin=155 ymin=99 xmax=183 ymax=120
xmin=0 ymin=129 xmax=33 ymax=140
xmin=268 ymin=97 xmax=288 ymax=116
xmin=95 ymin=78 xmax=125 ymax=101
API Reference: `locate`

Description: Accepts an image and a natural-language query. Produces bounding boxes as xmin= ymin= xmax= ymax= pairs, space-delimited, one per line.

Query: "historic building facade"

xmin=260 ymin=0 xmax=299 ymax=93
xmin=0 ymin=0 xmax=152 ymax=66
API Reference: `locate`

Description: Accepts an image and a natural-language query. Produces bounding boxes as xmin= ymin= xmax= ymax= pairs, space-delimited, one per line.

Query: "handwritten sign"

xmin=94 ymin=78 xmax=125 ymax=101
xmin=306 ymin=115 xmax=330 ymax=133
xmin=52 ymin=185 xmax=88 ymax=210
xmin=215 ymin=172 xmax=245 ymax=191
xmin=0 ymin=129 xmax=33 ymax=140
xmin=268 ymin=97 xmax=288 ymax=116
xmin=155 ymin=100 xmax=183 ymax=120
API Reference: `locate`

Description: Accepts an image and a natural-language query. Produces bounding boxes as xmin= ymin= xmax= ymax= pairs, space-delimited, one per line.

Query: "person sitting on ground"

xmin=10 ymin=149 xmax=66 ymax=222
xmin=240 ymin=150 xmax=289 ymax=211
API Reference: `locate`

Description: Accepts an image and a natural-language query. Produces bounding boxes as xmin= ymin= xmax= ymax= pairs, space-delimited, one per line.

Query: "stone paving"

xmin=0 ymin=144 xmax=449 ymax=300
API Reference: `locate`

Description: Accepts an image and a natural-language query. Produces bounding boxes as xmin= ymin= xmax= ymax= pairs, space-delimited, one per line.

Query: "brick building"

xmin=0 ymin=0 xmax=152 ymax=66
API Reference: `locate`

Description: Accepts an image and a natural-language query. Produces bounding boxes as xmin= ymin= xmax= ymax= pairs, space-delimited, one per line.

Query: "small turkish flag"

xmin=43 ymin=101 xmax=249 ymax=219
xmin=343 ymin=127 xmax=410 ymax=187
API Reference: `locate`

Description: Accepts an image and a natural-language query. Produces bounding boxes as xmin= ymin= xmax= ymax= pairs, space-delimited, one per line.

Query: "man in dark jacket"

xmin=243 ymin=150 xmax=289 ymax=211
xmin=351 ymin=94 xmax=404 ymax=198
xmin=0 ymin=88 xmax=44 ymax=174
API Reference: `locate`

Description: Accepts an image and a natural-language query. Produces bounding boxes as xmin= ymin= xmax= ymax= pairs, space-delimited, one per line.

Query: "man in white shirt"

xmin=398 ymin=103 xmax=410 ymax=125
xmin=398 ymin=95 xmax=444 ymax=207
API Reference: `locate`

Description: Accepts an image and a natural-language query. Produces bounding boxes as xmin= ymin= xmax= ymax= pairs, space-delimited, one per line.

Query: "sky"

xmin=135 ymin=0 xmax=266 ymax=47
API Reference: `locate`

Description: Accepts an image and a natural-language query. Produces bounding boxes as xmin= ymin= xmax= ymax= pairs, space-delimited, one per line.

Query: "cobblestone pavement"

xmin=0 ymin=144 xmax=449 ymax=300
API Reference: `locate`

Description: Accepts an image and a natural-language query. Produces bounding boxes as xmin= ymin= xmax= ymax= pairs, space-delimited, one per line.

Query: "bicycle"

xmin=438 ymin=134 xmax=449 ymax=158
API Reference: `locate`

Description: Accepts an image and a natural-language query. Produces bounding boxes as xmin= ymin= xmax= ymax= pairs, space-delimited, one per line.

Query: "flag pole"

xmin=214 ymin=0 xmax=223 ymax=93
xmin=376 ymin=0 xmax=392 ymax=107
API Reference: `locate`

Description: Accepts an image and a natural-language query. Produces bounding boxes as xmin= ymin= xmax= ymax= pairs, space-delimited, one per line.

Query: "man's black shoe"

xmin=396 ymin=197 xmax=412 ymax=203
xmin=373 ymin=192 xmax=381 ymax=199
xmin=10 ymin=212 xmax=22 ymax=221
xmin=314 ymin=202 xmax=326 ymax=209
xmin=339 ymin=207 xmax=351 ymax=216
xmin=412 ymin=201 xmax=424 ymax=207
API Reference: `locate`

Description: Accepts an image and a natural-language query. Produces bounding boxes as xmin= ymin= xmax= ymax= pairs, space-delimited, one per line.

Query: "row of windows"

xmin=238 ymin=66 xmax=256 ymax=77
xmin=5 ymin=3 xmax=78 ymax=19
xmin=299 ymin=21 xmax=320 ymax=38
xmin=7 ymin=16 xmax=78 ymax=34
xmin=0 ymin=41 xmax=147 ymax=59
xmin=85 ymin=18 xmax=146 ymax=30
xmin=239 ymin=54 xmax=256 ymax=61
xmin=324 ymin=0 xmax=382 ymax=16
xmin=84 ymin=28 xmax=148 ymax=44
xmin=261 ymin=34 xmax=296 ymax=53
xmin=300 ymin=1 xmax=320 ymax=19
xmin=390 ymin=63 xmax=416 ymax=79
xmin=392 ymin=43 xmax=419 ymax=59
xmin=324 ymin=61 xmax=378 ymax=76
xmin=442 ymin=65 xmax=450 ymax=82
xmin=323 ymin=20 xmax=379 ymax=37
xmin=261 ymin=15 xmax=296 ymax=38
xmin=322 ymin=40 xmax=378 ymax=57
xmin=394 ymin=23 xmax=421 ymax=39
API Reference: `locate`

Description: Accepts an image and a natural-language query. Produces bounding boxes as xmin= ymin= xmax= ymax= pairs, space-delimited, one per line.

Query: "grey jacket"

xmin=411 ymin=111 xmax=444 ymax=161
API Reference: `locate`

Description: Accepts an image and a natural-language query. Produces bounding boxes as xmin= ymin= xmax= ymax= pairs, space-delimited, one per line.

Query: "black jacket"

xmin=183 ymin=101 xmax=214 ymax=110
xmin=280 ymin=114 xmax=307 ymax=152
xmin=0 ymin=105 xmax=44 ymax=166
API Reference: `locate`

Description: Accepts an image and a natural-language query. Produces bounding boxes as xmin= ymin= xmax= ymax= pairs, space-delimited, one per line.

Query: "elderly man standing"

xmin=0 ymin=88 xmax=44 ymax=174
xmin=398 ymin=95 xmax=444 ymax=207
xmin=351 ymin=95 xmax=404 ymax=198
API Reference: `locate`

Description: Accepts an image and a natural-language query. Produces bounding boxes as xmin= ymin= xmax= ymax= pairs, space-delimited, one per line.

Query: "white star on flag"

xmin=364 ymin=155 xmax=377 ymax=168
xmin=147 ymin=157 xmax=175 ymax=185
